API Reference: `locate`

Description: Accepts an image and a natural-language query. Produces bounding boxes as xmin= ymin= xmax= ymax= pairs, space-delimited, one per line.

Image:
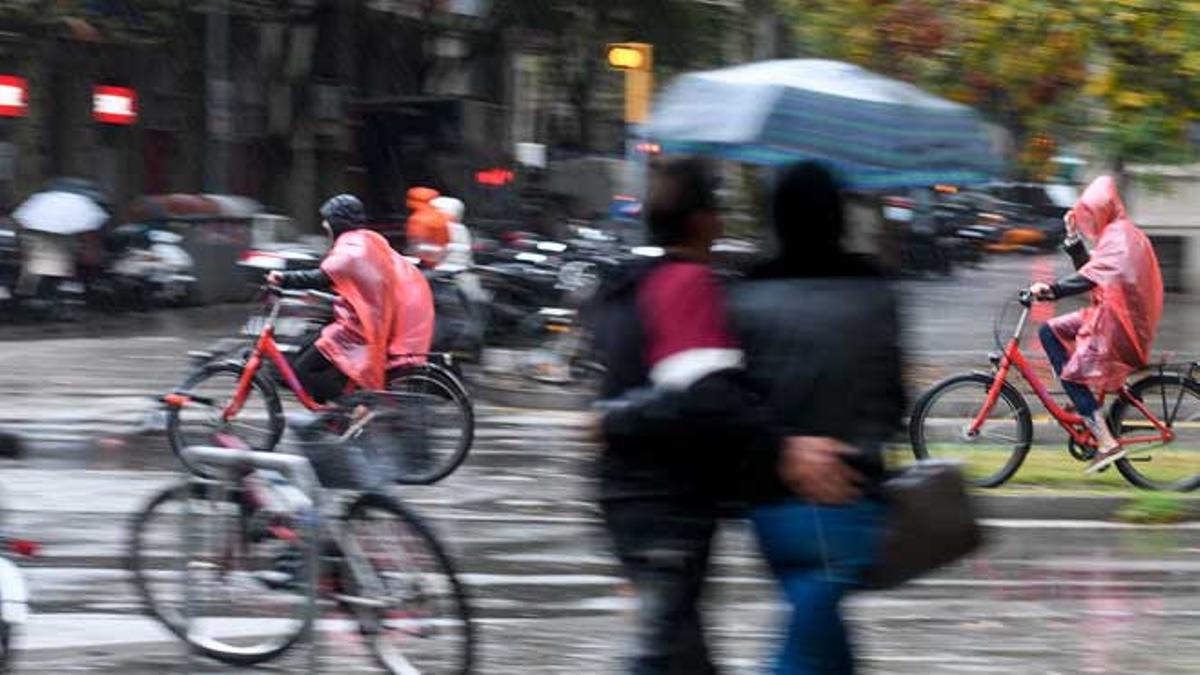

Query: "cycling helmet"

xmin=319 ymin=194 xmax=366 ymax=236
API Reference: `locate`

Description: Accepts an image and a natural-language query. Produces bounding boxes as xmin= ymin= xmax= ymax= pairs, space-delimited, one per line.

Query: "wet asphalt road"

xmin=1 ymin=254 xmax=1200 ymax=673
xmin=6 ymin=432 xmax=1200 ymax=673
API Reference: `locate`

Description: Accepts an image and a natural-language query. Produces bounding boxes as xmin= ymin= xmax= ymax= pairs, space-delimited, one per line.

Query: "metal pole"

xmin=182 ymin=481 xmax=196 ymax=674
xmin=305 ymin=484 xmax=320 ymax=673
xmin=205 ymin=0 xmax=231 ymax=192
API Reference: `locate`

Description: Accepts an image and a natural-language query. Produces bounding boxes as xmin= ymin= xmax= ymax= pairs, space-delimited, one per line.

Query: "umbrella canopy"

xmin=130 ymin=194 xmax=262 ymax=221
xmin=203 ymin=194 xmax=263 ymax=218
xmin=41 ymin=177 xmax=112 ymax=211
xmin=645 ymin=59 xmax=1001 ymax=189
xmin=13 ymin=190 xmax=109 ymax=235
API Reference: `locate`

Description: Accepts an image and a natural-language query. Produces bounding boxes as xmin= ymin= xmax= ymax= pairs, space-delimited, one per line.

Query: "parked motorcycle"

xmin=94 ymin=224 xmax=198 ymax=310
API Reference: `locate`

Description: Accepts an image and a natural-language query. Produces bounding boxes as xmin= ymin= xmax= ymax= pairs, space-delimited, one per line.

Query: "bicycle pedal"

xmin=1126 ymin=455 xmax=1152 ymax=463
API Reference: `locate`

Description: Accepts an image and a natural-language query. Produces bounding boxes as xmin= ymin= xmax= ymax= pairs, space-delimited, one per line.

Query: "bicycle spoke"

xmin=1169 ymin=383 xmax=1189 ymax=427
xmin=978 ymin=431 xmax=1020 ymax=444
xmin=225 ymin=420 xmax=275 ymax=436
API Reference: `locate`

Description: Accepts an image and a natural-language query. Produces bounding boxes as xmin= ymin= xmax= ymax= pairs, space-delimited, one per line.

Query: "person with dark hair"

xmin=731 ymin=160 xmax=904 ymax=674
xmin=592 ymin=158 xmax=861 ymax=674
xmin=267 ymin=194 xmax=434 ymax=402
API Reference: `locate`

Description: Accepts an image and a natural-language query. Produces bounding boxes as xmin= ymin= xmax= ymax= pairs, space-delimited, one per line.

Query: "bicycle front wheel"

xmin=127 ymin=481 xmax=313 ymax=666
xmin=1111 ymin=375 xmax=1200 ymax=492
xmin=910 ymin=373 xmax=1033 ymax=488
xmin=343 ymin=493 xmax=474 ymax=675
xmin=166 ymin=362 xmax=284 ymax=477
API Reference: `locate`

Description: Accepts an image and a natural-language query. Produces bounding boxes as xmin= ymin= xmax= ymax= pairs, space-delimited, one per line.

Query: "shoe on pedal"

xmin=1085 ymin=446 xmax=1128 ymax=474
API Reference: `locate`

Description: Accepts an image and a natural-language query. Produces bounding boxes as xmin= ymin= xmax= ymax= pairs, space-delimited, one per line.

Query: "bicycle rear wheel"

xmin=355 ymin=365 xmax=474 ymax=485
xmin=166 ymin=362 xmax=284 ymax=477
xmin=127 ymin=481 xmax=313 ymax=666
xmin=909 ymin=373 xmax=1033 ymax=488
xmin=1111 ymin=375 xmax=1200 ymax=491
xmin=343 ymin=493 xmax=474 ymax=674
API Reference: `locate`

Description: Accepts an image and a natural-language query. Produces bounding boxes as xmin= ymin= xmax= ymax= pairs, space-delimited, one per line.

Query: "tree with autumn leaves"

xmin=779 ymin=0 xmax=1200 ymax=179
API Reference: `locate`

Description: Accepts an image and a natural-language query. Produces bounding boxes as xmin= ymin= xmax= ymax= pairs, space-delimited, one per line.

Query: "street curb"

xmin=975 ymin=494 xmax=1200 ymax=521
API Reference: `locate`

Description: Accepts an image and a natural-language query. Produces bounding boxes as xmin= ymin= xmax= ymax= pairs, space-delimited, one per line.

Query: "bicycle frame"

xmin=226 ymin=296 xmax=329 ymax=418
xmin=969 ymin=300 xmax=1175 ymax=450
xmin=166 ymin=288 xmax=458 ymax=434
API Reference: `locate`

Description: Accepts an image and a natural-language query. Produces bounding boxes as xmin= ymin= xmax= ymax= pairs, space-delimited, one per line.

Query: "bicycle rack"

xmin=177 ymin=446 xmax=322 ymax=674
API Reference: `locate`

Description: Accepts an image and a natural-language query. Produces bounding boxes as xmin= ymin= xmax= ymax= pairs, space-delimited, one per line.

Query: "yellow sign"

xmin=607 ymin=43 xmax=651 ymax=71
xmin=607 ymin=43 xmax=654 ymax=123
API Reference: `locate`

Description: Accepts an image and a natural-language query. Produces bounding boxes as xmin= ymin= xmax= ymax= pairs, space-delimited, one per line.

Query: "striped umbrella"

xmin=645 ymin=59 xmax=1003 ymax=190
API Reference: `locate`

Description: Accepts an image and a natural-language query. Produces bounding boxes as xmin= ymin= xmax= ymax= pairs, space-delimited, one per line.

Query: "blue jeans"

xmin=1038 ymin=323 xmax=1098 ymax=416
xmin=750 ymin=500 xmax=884 ymax=675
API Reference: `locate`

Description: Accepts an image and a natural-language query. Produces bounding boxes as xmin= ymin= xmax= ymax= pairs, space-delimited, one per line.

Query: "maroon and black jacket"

xmin=591 ymin=257 xmax=779 ymax=504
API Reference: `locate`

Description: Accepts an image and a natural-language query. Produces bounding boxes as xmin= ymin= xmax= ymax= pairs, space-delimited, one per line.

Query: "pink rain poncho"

xmin=1048 ymin=176 xmax=1163 ymax=392
xmin=316 ymin=230 xmax=434 ymax=391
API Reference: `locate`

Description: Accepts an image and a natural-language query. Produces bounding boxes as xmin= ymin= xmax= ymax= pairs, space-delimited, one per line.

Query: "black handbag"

xmin=862 ymin=460 xmax=984 ymax=590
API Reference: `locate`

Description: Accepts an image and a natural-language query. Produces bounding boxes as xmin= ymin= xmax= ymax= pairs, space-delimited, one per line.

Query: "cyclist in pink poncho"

xmin=268 ymin=195 xmax=434 ymax=401
xmin=1030 ymin=176 xmax=1163 ymax=473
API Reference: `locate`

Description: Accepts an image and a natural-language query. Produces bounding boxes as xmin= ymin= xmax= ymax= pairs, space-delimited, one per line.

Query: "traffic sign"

xmin=93 ymin=86 xmax=138 ymax=125
xmin=0 ymin=76 xmax=28 ymax=118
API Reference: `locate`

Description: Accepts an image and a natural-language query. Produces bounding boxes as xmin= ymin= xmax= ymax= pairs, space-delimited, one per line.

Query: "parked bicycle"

xmin=909 ymin=290 xmax=1200 ymax=490
xmin=128 ymin=409 xmax=474 ymax=673
xmin=164 ymin=285 xmax=474 ymax=485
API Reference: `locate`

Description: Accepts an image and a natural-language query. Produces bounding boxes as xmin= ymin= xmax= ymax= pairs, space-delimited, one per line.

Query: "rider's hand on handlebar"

xmin=1029 ymin=282 xmax=1054 ymax=301
xmin=265 ymin=271 xmax=284 ymax=287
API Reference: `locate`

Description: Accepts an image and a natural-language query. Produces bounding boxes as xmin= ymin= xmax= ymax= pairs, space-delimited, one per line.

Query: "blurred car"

xmin=987 ymin=182 xmax=1074 ymax=220
xmin=236 ymin=215 xmax=323 ymax=285
xmin=984 ymin=182 xmax=1073 ymax=249
xmin=985 ymin=226 xmax=1047 ymax=254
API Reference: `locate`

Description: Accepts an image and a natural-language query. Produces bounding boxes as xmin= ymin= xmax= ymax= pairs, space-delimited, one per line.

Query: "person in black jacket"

xmin=592 ymin=158 xmax=862 ymax=674
xmin=733 ymin=161 xmax=905 ymax=674
xmin=266 ymin=194 xmax=362 ymax=402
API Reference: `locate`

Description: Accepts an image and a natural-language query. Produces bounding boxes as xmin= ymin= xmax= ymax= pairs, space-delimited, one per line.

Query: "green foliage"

xmin=777 ymin=0 xmax=1200 ymax=176
xmin=1116 ymin=491 xmax=1197 ymax=524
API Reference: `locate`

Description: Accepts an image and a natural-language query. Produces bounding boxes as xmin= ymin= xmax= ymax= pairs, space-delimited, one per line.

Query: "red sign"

xmin=475 ymin=168 xmax=514 ymax=187
xmin=0 ymin=76 xmax=28 ymax=118
xmin=93 ymin=86 xmax=137 ymax=125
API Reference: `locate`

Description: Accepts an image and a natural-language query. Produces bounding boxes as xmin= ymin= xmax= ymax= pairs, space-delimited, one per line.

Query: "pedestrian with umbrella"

xmin=11 ymin=185 xmax=110 ymax=319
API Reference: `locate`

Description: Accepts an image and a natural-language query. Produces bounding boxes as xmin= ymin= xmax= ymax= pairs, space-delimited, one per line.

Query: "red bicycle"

xmin=164 ymin=286 xmax=474 ymax=485
xmin=909 ymin=290 xmax=1200 ymax=491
